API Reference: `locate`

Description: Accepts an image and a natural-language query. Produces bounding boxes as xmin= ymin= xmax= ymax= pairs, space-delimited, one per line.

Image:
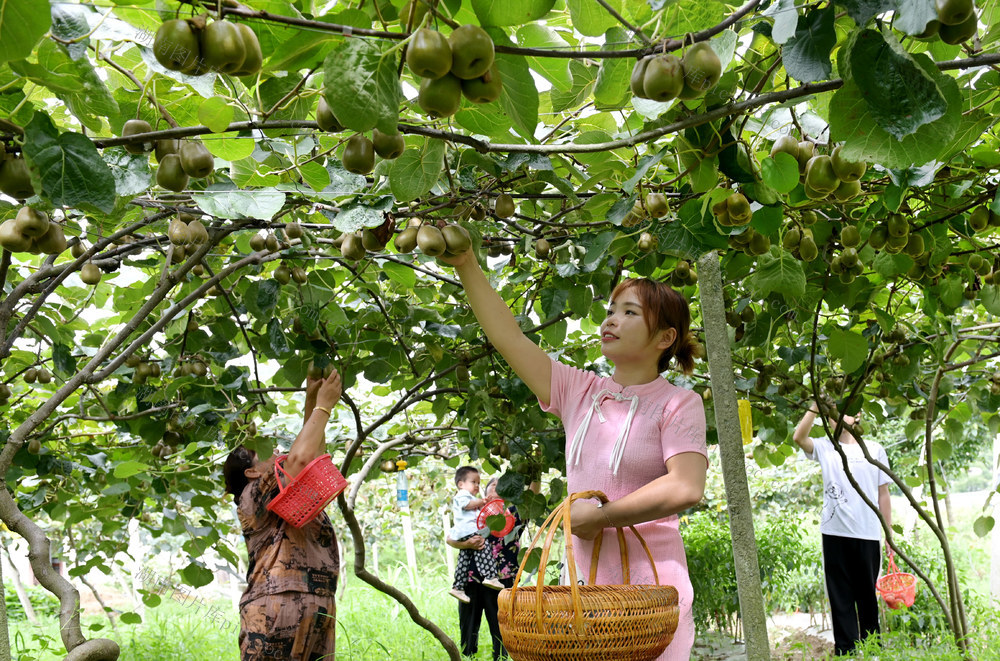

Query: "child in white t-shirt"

xmin=448 ymin=466 xmax=504 ymax=603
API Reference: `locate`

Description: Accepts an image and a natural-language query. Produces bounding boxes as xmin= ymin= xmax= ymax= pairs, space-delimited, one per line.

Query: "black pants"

xmin=458 ymin=578 xmax=513 ymax=660
xmin=823 ymin=534 xmax=881 ymax=655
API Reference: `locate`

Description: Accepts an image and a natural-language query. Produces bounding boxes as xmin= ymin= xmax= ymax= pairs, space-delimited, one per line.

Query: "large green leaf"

xmin=472 ymin=0 xmax=556 ymax=26
xmin=760 ymin=153 xmax=799 ymax=193
xmin=838 ymin=0 xmax=894 ymax=25
xmin=491 ymin=30 xmax=539 ymax=140
xmin=0 ymin=0 xmax=50 ymax=63
xmin=322 ymin=38 xmax=400 ymax=134
xmin=894 ymin=0 xmax=938 ymax=35
xmin=844 ymin=30 xmax=946 ymax=140
xmin=11 ymin=41 xmax=119 ymax=131
xmin=517 ymin=25 xmax=572 ymax=91
xmin=22 ymin=112 xmax=116 ymax=213
xmin=389 ymin=140 xmax=445 ymax=202
xmin=594 ymin=28 xmax=630 ymax=109
xmin=566 ymin=0 xmax=621 ymax=36
xmin=828 ymin=328 xmax=869 ymax=373
xmin=746 ymin=248 xmax=806 ymax=300
xmin=662 ymin=0 xmax=727 ymax=38
xmin=652 ymin=199 xmax=728 ymax=260
xmin=830 ymin=54 xmax=961 ymax=168
xmin=782 ymin=6 xmax=836 ymax=83
xmin=192 ymin=188 xmax=286 ymax=220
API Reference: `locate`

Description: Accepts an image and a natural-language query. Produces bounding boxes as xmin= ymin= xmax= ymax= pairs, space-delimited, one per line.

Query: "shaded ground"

xmin=692 ymin=613 xmax=835 ymax=661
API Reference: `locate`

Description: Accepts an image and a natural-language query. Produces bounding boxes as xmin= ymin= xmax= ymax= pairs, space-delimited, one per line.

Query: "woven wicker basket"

xmin=498 ymin=490 xmax=679 ymax=661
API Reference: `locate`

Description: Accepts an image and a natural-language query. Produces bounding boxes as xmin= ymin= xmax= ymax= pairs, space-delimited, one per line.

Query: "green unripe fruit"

xmin=796 ymin=141 xmax=815 ymax=173
xmin=904 ymin=233 xmax=925 ymax=257
xmin=416 ymin=225 xmax=446 ymax=256
xmin=840 ymin=247 xmax=859 ymax=268
xmin=274 ymin=264 xmax=291 ymax=285
xmin=156 ymin=154 xmax=189 ymax=192
xmin=494 ymin=193 xmax=515 ymax=218
xmin=200 ymin=20 xmax=246 ymax=75
xmin=800 ymin=210 xmax=818 ymax=225
xmin=832 ymin=179 xmax=862 ymax=202
xmin=0 ymin=158 xmax=36 ymax=200
xmin=80 ymin=262 xmax=102 ymax=285
xmin=342 ymin=134 xmax=375 ymax=174
xmin=535 ymin=238 xmax=551 ymax=259
xmin=677 ymin=42 xmax=722 ymax=99
xmin=399 ymin=0 xmax=429 ymax=27
xmin=643 ymin=54 xmax=685 ymax=102
xmin=461 ymin=63 xmax=503 ymax=104
xmin=0 ymin=219 xmax=30 ymax=252
xmin=638 ymin=232 xmax=656 ymax=252
xmin=887 ymin=214 xmax=910 ymax=238
xmin=798 ymin=235 xmax=818 ymax=261
xmin=726 ymin=192 xmax=752 ymax=224
xmin=291 ymin=266 xmax=308 ymax=284
xmin=936 ymin=0 xmax=974 ymax=26
xmin=770 ymin=135 xmax=799 ymax=161
xmin=805 ymin=155 xmax=840 ymax=194
xmin=969 ymin=206 xmax=990 ymax=232
xmin=418 ymin=74 xmax=462 ymax=118
xmin=361 ymin=229 xmax=383 ymax=252
xmin=448 ymin=25 xmax=494 ymax=80
xmin=782 ymin=228 xmax=801 ymax=251
xmin=15 ymin=207 xmax=49 ymax=239
xmin=122 ymin=119 xmax=154 ymax=154
xmin=284 ymin=222 xmax=303 ymax=240
xmin=442 ymin=224 xmax=472 ymax=254
xmin=168 ymin=218 xmax=190 ymax=246
xmin=840 ymin=225 xmax=861 ymax=248
xmin=869 ymin=225 xmax=888 ymax=250
xmin=341 ymin=232 xmax=367 ymax=261
xmin=316 ymin=96 xmax=344 ymax=132
xmin=830 ymin=145 xmax=867 ymax=182
xmin=35 ymin=225 xmax=67 ymax=256
xmin=630 ymin=57 xmax=651 ymax=98
xmin=394 ymin=226 xmax=419 ymax=253
xmin=645 ymin=193 xmax=669 ymax=218
xmin=249 ymin=234 xmax=266 ymax=251
xmin=179 ymin=141 xmax=214 ymax=178
xmin=231 ymin=23 xmax=263 ymax=76
xmin=265 ymin=233 xmax=279 ymax=252
xmin=407 ymin=28 xmax=452 ymax=79
xmin=155 ymin=139 xmax=180 ymax=162
xmin=749 ymin=232 xmax=770 ymax=256
xmin=154 ymin=19 xmax=200 ymax=72
xmin=939 ymin=11 xmax=978 ymax=44
xmin=885 ymin=233 xmax=909 ymax=253
xmin=372 ymin=129 xmax=406 ymax=159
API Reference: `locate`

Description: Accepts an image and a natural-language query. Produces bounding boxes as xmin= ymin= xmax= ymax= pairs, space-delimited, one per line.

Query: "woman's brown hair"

xmin=224 ymin=445 xmax=256 ymax=498
xmin=610 ymin=278 xmax=698 ymax=375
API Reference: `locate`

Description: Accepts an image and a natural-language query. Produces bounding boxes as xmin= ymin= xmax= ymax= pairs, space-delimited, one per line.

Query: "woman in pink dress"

xmin=440 ymin=249 xmax=708 ymax=660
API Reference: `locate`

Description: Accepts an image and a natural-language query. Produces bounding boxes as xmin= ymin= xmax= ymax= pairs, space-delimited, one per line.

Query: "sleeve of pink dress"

xmin=540 ymin=358 xmax=707 ymax=661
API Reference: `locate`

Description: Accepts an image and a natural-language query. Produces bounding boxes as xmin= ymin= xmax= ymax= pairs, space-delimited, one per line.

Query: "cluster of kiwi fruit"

xmin=273 ymin=262 xmax=310 ymax=286
xmin=914 ymin=0 xmax=979 ymax=44
xmin=150 ymin=138 xmax=214 ymax=192
xmin=868 ymin=213 xmax=939 ymax=282
xmin=334 ymin=226 xmax=389 ymax=262
xmin=988 ymin=370 xmax=1000 ymax=395
xmin=394 ymin=219 xmax=472 ymax=258
xmin=724 ymin=300 xmax=755 ymax=342
xmin=0 ymin=383 xmax=10 ymax=407
xmin=313 ymin=95 xmax=406 ymax=175
xmin=126 ymin=353 xmax=162 ymax=384
xmin=771 ymin=137 xmax=867 ymax=202
xmin=668 ymin=260 xmax=698 ymax=287
xmin=0 ymin=144 xmax=37 ymax=200
xmin=0 ymin=207 xmax=68 ymax=256
xmin=727 ymin=226 xmax=772 ymax=257
xmin=631 ymin=42 xmax=723 ymax=102
xmin=173 ymin=358 xmax=208 ymax=378
xmin=780 ymin=211 xmax=820 ymax=262
xmin=153 ymin=15 xmax=262 ymax=77
xmin=829 ymin=223 xmax=868 ymax=284
xmin=22 ymin=367 xmax=54 ymax=385
xmin=167 ymin=213 xmax=210 ymax=247
xmin=712 ymin=191 xmax=752 ymax=227
xmin=407 ymin=24 xmax=501 ymax=118
xmin=622 ymin=192 xmax=669 ymax=228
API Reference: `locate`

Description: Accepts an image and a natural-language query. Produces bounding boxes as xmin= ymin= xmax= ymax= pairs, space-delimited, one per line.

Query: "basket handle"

xmin=507 ymin=490 xmax=662 ymax=636
xmin=272 ymin=455 xmax=291 ymax=493
xmin=885 ymin=549 xmax=900 ymax=575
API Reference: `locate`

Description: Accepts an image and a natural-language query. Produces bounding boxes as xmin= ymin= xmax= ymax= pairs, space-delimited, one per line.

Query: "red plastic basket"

xmin=877 ymin=553 xmax=917 ymax=609
xmin=266 ymin=454 xmax=347 ymax=528
xmin=477 ymin=498 xmax=515 ymax=538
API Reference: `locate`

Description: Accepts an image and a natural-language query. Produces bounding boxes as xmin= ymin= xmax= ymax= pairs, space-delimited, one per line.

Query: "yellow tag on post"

xmin=738 ymin=399 xmax=753 ymax=445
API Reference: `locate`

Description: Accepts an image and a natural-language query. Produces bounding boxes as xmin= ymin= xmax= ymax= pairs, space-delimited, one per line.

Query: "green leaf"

xmin=389 ymin=140 xmax=445 ymax=202
xmin=22 ymin=112 xmax=116 ymax=213
xmin=322 ymin=38 xmax=400 ymax=134
xmin=762 ymin=0 xmax=799 ymax=44
xmin=198 ymin=97 xmax=234 ymax=134
xmin=935 ymin=276 xmax=963 ymax=311
xmin=206 ymin=134 xmax=256 ymax=162
xmin=623 ymin=149 xmax=666 ymax=193
xmin=380 ymin=261 xmax=417 ymax=289
xmin=179 ymin=562 xmax=214 ymax=588
xmin=0 ymin=0 xmax=51 ymax=63
xmin=979 ymin=285 xmax=1000 ymax=316
xmin=52 ymin=344 xmax=77 ymax=375
xmin=830 ymin=55 xmax=960 ymax=168
xmin=332 ymin=202 xmax=388 ymax=233
xmin=662 ymin=0 xmax=727 ymax=38
xmin=782 ymin=6 xmax=836 ymax=83
xmin=566 ymin=0 xmax=621 ymax=36
xmin=838 ymin=0 xmax=895 ymax=25
xmin=652 ymin=199 xmax=728 ymax=261
xmin=113 ymin=461 xmax=149 ymax=479
xmin=266 ymin=318 xmax=290 ymax=356
xmin=746 ymin=249 xmax=806 ymax=300
xmin=491 ymin=31 xmax=539 ymax=140
xmin=974 ymin=515 xmax=995 ymax=538
xmin=11 ymin=41 xmax=119 ymax=131
xmin=594 ymin=28 xmax=630 ymax=109
xmin=844 ymin=30 xmax=946 ymax=140
xmin=119 ymin=612 xmax=142 ymax=625
xmin=473 ymin=0 xmax=556 ymax=25
xmin=517 ymin=25 xmax=572 ymax=90
xmin=192 ymin=188 xmax=286 ymax=220
xmin=104 ymin=149 xmax=152 ymax=198
xmin=894 ymin=0 xmax=938 ymax=35
xmin=760 ymin=153 xmax=799 ymax=193
xmin=828 ymin=328 xmax=869 ymax=373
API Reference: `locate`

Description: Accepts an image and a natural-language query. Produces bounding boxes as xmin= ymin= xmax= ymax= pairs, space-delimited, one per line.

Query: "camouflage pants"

xmin=239 ymin=591 xmax=336 ymax=660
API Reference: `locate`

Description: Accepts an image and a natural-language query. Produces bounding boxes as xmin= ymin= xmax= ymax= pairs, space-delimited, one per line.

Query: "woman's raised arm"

xmin=443 ymin=249 xmax=553 ymax=405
